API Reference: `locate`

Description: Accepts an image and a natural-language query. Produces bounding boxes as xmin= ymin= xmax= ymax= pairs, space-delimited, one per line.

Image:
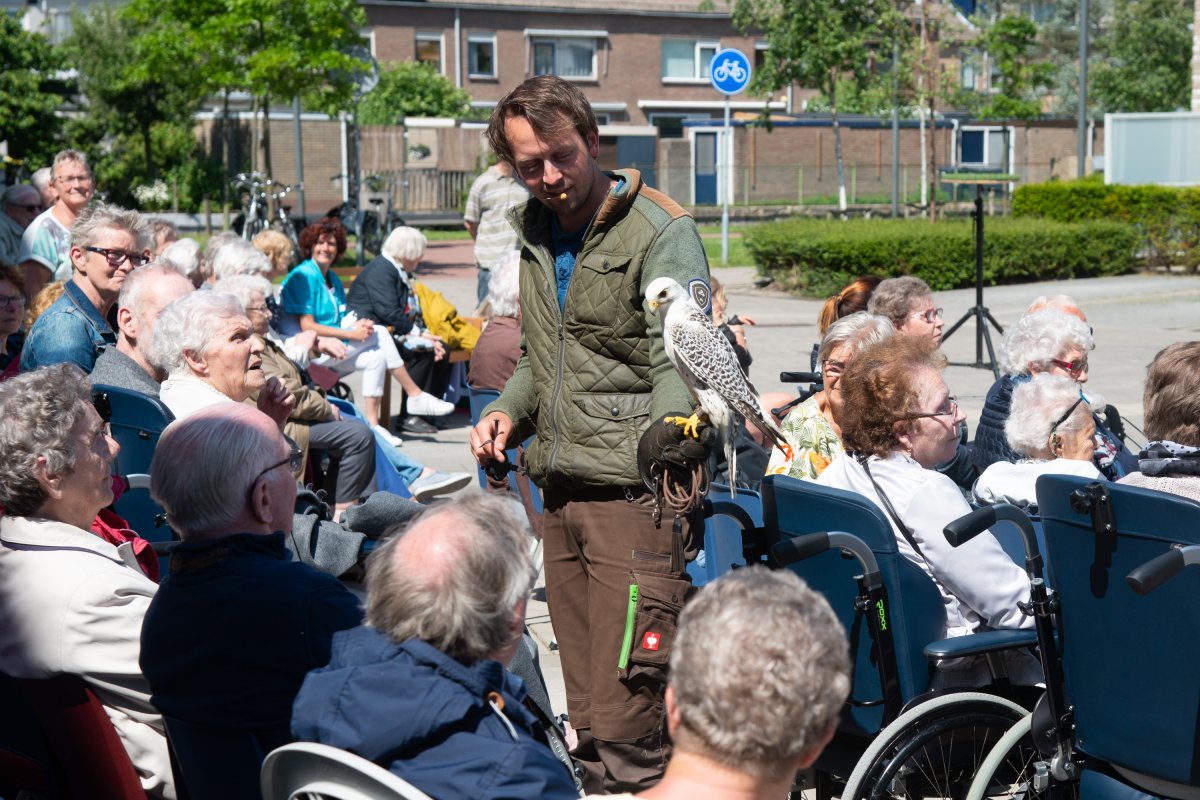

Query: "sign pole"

xmin=722 ymin=96 xmax=731 ymax=265
xmin=708 ymin=48 xmax=752 ymax=270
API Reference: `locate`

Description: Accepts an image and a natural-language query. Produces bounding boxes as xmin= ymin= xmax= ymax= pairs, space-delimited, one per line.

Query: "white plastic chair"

xmin=260 ymin=742 xmax=434 ymax=800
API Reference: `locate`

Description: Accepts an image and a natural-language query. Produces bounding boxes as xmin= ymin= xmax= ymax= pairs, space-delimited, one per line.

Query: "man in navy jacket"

xmin=292 ymin=493 xmax=578 ymax=800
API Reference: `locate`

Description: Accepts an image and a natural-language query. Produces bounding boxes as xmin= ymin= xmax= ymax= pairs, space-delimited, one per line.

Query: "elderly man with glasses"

xmin=0 ymin=184 xmax=42 ymax=265
xmin=21 ymin=203 xmax=151 ymax=374
xmin=140 ymin=403 xmax=363 ymax=796
xmin=19 ymin=149 xmax=97 ymax=298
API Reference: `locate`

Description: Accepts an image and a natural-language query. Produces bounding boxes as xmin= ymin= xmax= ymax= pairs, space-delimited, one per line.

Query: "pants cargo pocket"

xmin=617 ymin=571 xmax=693 ymax=688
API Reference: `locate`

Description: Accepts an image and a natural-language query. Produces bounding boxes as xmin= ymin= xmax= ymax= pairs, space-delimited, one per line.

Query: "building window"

xmin=960 ymin=61 xmax=977 ymax=91
xmin=468 ymin=33 xmax=496 ymax=78
xmin=532 ymin=37 xmax=597 ymax=80
xmin=416 ymin=32 xmax=443 ymax=72
xmin=662 ymin=39 xmax=719 ymax=82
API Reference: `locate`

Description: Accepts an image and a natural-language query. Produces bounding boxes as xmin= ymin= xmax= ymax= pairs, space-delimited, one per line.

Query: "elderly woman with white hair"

xmin=0 ymin=365 xmax=174 ymax=798
xmin=213 ymin=274 xmax=377 ymax=509
xmin=972 ymin=374 xmax=1104 ymax=511
xmin=150 ymin=290 xmax=293 ymax=427
xmin=973 ymin=308 xmax=1134 ymax=479
xmin=767 ymin=311 xmax=893 ymax=480
xmin=157 ymin=237 xmax=204 ymax=288
xmin=346 ymin=225 xmax=453 ymax=435
xmin=469 ymin=249 xmax=522 ymax=392
xmin=868 ymin=275 xmax=944 ymax=344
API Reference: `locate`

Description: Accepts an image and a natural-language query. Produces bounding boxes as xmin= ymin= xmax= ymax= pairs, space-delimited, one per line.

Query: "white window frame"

xmin=415 ymin=31 xmax=444 ymax=74
xmin=524 ymin=29 xmax=605 ymax=82
xmin=661 ymin=39 xmax=721 ymax=84
xmin=467 ymin=32 xmax=497 ymax=79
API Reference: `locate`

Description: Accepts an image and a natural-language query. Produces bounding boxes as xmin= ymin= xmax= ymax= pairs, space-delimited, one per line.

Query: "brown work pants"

xmin=541 ymin=485 xmax=699 ymax=794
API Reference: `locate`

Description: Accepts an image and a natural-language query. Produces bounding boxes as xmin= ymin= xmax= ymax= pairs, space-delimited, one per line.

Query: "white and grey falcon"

xmin=644 ymin=276 xmax=792 ymax=494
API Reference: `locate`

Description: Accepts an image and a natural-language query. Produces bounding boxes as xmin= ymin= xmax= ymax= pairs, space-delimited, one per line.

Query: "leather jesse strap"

xmin=854 ymin=452 xmax=927 ymax=561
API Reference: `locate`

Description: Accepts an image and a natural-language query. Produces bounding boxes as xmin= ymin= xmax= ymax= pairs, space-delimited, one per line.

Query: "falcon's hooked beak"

xmin=646 ymin=289 xmax=671 ymax=313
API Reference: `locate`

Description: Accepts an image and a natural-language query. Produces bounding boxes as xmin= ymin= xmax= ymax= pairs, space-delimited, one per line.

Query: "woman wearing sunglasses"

xmin=20 ymin=204 xmax=152 ymax=374
xmin=974 ymin=306 xmax=1135 ymax=480
xmin=818 ymin=336 xmax=1034 ymax=649
xmin=973 ymin=374 xmax=1104 ymax=511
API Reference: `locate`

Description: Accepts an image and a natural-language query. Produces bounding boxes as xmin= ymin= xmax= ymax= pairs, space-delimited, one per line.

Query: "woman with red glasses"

xmin=818 ymin=336 xmax=1036 ymax=675
xmin=974 ymin=306 xmax=1135 ymax=480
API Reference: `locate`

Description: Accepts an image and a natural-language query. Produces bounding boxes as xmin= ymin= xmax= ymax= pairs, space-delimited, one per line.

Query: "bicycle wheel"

xmin=966 ymin=713 xmax=1076 ymax=800
xmin=843 ymin=692 xmax=1028 ymax=800
xmin=361 ymin=212 xmax=382 ymax=258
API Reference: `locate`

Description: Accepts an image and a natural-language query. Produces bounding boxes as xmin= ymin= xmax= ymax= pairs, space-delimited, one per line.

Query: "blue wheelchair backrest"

xmin=93 ymin=385 xmax=175 ymax=546
xmin=1037 ymin=474 xmax=1200 ymax=789
xmin=761 ymin=474 xmax=945 ymax=737
xmin=688 ymin=482 xmax=762 ymax=586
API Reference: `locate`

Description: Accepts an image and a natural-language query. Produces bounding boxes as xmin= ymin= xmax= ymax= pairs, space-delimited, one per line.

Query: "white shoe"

xmin=407 ymin=391 xmax=455 ymax=417
xmin=408 ymin=471 xmax=473 ymax=502
xmin=371 ymin=424 xmax=404 ymax=448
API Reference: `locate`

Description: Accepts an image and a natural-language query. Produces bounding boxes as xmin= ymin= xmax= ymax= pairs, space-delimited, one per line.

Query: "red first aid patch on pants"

xmin=642 ymin=631 xmax=661 ymax=651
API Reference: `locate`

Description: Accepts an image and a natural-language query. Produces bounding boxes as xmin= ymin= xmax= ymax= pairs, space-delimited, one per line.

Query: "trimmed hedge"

xmin=744 ymin=217 xmax=1138 ymax=298
xmin=1013 ymin=177 xmax=1200 ymax=269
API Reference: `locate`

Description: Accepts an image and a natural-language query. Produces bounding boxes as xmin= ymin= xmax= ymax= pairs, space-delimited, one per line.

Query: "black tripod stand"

xmin=939 ymin=178 xmax=1013 ymax=380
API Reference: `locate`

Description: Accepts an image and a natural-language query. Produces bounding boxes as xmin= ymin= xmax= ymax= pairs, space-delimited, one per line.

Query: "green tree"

xmin=65 ymin=4 xmax=205 ymax=180
xmin=125 ymin=0 xmax=370 ymax=178
xmin=358 ymin=61 xmax=472 ymax=125
xmin=1091 ymin=0 xmax=1191 ymax=112
xmin=976 ymin=15 xmax=1056 ymax=119
xmin=731 ymin=0 xmax=905 ymax=210
xmin=0 ymin=11 xmax=66 ymax=171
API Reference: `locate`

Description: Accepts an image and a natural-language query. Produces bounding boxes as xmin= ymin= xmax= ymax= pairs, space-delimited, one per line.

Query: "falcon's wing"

xmin=665 ymin=301 xmax=764 ymax=422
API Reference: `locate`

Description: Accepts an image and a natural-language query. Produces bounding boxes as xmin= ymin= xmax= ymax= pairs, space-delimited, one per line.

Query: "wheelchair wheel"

xmin=843 ymin=691 xmax=1028 ymax=800
xmin=966 ymin=713 xmax=1076 ymax=800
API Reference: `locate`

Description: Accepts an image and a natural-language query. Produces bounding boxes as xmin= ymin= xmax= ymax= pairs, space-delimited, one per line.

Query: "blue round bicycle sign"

xmin=709 ymin=48 xmax=752 ymax=95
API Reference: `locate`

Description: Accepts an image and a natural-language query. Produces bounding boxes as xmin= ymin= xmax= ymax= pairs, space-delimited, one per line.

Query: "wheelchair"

xmin=707 ymin=474 xmax=1042 ymax=799
xmin=944 ymin=476 xmax=1200 ymax=800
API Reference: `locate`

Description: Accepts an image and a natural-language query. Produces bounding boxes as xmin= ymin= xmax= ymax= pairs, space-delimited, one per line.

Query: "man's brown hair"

xmin=486 ymin=76 xmax=598 ymax=167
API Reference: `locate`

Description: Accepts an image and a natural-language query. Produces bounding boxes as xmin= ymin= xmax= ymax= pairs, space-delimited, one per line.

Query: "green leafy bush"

xmin=1014 ymin=177 xmax=1200 ymax=270
xmin=745 ymin=217 xmax=1137 ymax=297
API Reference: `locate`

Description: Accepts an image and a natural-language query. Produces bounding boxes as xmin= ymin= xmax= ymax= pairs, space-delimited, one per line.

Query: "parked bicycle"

xmin=232 ymin=172 xmax=300 ymax=252
xmin=328 ymin=173 xmax=406 ymax=266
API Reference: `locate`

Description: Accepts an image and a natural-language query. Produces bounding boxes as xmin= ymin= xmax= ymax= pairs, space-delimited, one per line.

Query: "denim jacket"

xmin=21 ymin=279 xmax=116 ymax=373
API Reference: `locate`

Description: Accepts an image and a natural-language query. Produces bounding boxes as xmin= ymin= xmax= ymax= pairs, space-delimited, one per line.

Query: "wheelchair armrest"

xmin=923 ymin=629 xmax=1038 ymax=661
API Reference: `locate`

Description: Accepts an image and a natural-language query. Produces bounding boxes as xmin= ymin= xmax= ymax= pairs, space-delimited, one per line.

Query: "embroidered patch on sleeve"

xmin=687 ymin=278 xmax=711 ymax=315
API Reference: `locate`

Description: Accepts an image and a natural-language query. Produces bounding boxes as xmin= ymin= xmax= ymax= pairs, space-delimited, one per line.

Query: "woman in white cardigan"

xmin=818 ymin=336 xmax=1034 ymax=641
xmin=0 ymin=364 xmax=174 ymax=797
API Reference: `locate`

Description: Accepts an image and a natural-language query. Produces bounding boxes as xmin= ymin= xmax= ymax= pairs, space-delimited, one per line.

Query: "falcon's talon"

xmin=666 ymin=413 xmax=704 ymax=440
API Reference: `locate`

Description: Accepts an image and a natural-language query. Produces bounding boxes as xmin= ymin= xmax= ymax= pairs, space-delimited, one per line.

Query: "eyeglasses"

xmin=55 ymin=174 xmax=92 ymax=185
xmin=244 ymin=304 xmax=270 ymax=314
xmin=0 ymin=294 xmax=26 ymax=310
xmin=1050 ymin=357 xmax=1088 ymax=377
xmin=910 ymin=307 xmax=943 ymax=324
xmin=251 ymin=443 xmax=303 ymax=486
xmin=84 ymin=246 xmax=151 ymax=268
xmin=1049 ymin=391 xmax=1088 ymax=441
xmin=907 ymin=395 xmax=959 ymax=420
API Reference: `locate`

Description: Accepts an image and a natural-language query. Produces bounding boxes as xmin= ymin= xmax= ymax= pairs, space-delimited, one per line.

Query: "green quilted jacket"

xmin=485 ymin=169 xmax=710 ymax=490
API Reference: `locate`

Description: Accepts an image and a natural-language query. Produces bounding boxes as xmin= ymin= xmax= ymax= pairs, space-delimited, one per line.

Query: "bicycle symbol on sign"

xmin=713 ymin=58 xmax=747 ymax=83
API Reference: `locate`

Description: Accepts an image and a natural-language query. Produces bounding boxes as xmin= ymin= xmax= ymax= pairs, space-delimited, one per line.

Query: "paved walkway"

xmin=346 ymin=235 xmax=1200 ymax=719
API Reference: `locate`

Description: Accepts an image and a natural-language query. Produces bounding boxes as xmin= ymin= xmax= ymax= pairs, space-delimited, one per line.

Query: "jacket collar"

xmin=1 ymin=515 xmax=140 ymax=569
xmin=63 ymin=278 xmax=113 ymax=331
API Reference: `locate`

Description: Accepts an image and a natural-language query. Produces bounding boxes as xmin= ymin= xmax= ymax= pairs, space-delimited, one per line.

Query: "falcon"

xmin=645 ymin=276 xmax=792 ymax=494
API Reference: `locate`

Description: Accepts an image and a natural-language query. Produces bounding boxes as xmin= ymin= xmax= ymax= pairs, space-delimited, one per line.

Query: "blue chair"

xmin=92 ymin=385 xmax=176 ymax=550
xmin=688 ymin=482 xmax=762 ymax=586
xmin=1036 ymin=475 xmax=1200 ymax=797
xmin=467 ymin=388 xmax=542 ymax=515
xmin=760 ymin=474 xmax=1035 ymax=797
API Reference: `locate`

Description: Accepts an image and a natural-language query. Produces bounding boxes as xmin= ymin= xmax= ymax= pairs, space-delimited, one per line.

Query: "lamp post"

xmin=1077 ymin=0 xmax=1089 ymax=177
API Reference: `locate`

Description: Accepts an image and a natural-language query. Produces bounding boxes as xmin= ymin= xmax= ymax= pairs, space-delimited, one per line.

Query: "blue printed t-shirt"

xmin=280 ymin=259 xmax=347 ymax=331
xmin=550 ymin=177 xmax=625 ymax=310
